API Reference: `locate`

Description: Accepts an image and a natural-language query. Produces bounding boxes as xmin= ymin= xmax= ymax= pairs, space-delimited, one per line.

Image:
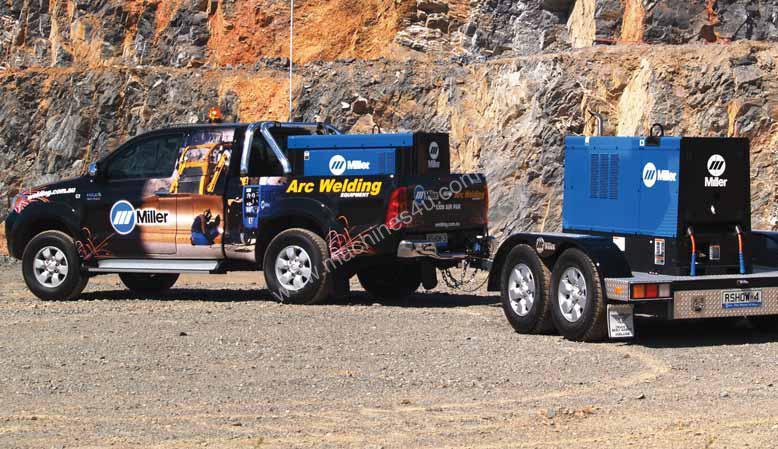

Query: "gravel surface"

xmin=0 ymin=262 xmax=777 ymax=448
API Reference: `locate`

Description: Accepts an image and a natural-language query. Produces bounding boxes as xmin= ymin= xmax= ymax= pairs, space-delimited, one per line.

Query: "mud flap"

xmin=421 ymin=263 xmax=438 ymax=290
xmin=607 ymin=304 xmax=635 ymax=339
xmin=329 ymin=269 xmax=351 ymax=301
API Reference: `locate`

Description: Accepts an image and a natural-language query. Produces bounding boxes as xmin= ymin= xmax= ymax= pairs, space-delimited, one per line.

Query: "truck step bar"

xmin=88 ymin=259 xmax=221 ymax=274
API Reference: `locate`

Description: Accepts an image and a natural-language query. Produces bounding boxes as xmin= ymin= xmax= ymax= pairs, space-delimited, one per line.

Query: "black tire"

xmin=500 ymin=244 xmax=554 ymax=334
xmin=749 ymin=315 xmax=778 ymax=332
xmin=263 ymin=228 xmax=330 ymax=304
xmin=358 ymin=262 xmax=422 ymax=301
xmin=549 ymin=248 xmax=608 ymax=342
xmin=119 ymin=273 xmax=179 ymax=295
xmin=22 ymin=230 xmax=88 ymax=301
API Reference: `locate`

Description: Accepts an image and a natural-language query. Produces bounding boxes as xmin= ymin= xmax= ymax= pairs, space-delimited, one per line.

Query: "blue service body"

xmin=563 ymin=136 xmax=682 ymax=238
xmin=288 ymin=134 xmax=412 ymax=177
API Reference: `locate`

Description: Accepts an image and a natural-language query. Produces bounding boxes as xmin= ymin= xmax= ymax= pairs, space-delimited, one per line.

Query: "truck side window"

xmin=106 ymin=134 xmax=184 ymax=180
xmin=247 ymin=137 xmax=284 ymax=177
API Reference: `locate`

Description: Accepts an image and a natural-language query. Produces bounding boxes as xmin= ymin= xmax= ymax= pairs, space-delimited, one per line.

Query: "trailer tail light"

xmin=385 ymin=186 xmax=409 ymax=230
xmin=631 ymin=283 xmax=671 ymax=300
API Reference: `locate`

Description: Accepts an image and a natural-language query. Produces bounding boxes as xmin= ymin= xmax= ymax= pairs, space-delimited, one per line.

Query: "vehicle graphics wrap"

xmin=5 ymin=125 xmax=489 ymax=271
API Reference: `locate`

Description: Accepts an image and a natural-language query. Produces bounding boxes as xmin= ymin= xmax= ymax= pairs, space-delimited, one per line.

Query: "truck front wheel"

xmin=119 ymin=273 xmax=179 ymax=295
xmin=549 ymin=248 xmax=607 ymax=342
xmin=500 ymin=244 xmax=554 ymax=334
xmin=263 ymin=228 xmax=331 ymax=304
xmin=358 ymin=262 xmax=421 ymax=301
xmin=22 ymin=231 xmax=89 ymax=301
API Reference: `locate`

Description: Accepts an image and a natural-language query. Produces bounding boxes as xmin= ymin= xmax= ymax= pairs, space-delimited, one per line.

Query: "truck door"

xmin=170 ymin=129 xmax=235 ymax=259
xmin=87 ymin=133 xmax=183 ymax=258
xmin=222 ymin=130 xmax=288 ymax=262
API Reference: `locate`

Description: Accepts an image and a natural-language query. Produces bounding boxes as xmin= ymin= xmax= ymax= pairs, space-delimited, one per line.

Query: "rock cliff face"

xmin=1 ymin=0 xmax=778 ymax=245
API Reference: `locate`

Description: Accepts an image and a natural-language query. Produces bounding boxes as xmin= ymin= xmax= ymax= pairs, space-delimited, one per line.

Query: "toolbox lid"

xmin=287 ymin=133 xmax=414 ymax=150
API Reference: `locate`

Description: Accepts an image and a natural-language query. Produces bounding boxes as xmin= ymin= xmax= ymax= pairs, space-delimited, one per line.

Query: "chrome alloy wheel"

xmin=558 ymin=267 xmax=587 ymax=323
xmin=275 ymin=245 xmax=313 ymax=292
xmin=508 ymin=263 xmax=535 ymax=317
xmin=33 ymin=246 xmax=69 ymax=288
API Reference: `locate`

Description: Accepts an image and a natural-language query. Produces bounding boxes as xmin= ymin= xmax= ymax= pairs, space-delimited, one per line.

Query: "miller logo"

xmin=428 ymin=141 xmax=441 ymax=169
xmin=110 ymin=200 xmax=170 ymax=235
xmin=414 ymin=185 xmax=426 ymax=204
xmin=642 ymin=162 xmax=677 ymax=189
xmin=329 ymin=155 xmax=347 ymax=176
xmin=110 ymin=200 xmax=136 ymax=235
xmin=328 ymin=155 xmax=371 ymax=176
xmin=705 ymin=154 xmax=728 ymax=188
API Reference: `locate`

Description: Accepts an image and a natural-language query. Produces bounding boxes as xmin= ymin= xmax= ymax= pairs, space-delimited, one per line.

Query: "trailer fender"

xmin=487 ymin=233 xmax=632 ymax=291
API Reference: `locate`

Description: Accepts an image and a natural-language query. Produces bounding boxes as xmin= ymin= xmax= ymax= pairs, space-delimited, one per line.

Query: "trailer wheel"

xmin=22 ymin=231 xmax=89 ymax=301
xmin=358 ymin=262 xmax=421 ymax=301
xmin=119 ymin=273 xmax=179 ymax=295
xmin=550 ymin=248 xmax=607 ymax=342
xmin=500 ymin=244 xmax=554 ymax=334
xmin=263 ymin=228 xmax=331 ymax=305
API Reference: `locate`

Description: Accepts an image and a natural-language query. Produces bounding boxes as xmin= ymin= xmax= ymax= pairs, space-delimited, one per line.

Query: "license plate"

xmin=427 ymin=233 xmax=448 ymax=245
xmin=721 ymin=289 xmax=763 ymax=309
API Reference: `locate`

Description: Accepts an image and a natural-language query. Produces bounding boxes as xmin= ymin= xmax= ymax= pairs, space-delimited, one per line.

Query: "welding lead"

xmin=735 ymin=225 xmax=746 ymax=274
xmin=687 ymin=227 xmax=696 ymax=277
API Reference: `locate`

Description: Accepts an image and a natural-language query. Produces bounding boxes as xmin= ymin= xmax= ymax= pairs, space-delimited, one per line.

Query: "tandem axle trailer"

xmin=486 ymin=129 xmax=778 ymax=341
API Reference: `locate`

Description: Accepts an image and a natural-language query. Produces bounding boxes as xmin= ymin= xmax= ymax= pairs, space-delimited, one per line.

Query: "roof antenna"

xmin=288 ymin=0 xmax=294 ymax=122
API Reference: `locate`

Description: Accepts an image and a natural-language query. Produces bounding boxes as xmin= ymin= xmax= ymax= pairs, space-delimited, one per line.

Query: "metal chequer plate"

xmin=674 ymin=288 xmax=778 ymax=319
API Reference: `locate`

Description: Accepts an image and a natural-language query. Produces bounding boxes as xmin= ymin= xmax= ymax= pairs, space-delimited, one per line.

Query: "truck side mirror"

xmin=87 ymin=162 xmax=99 ymax=178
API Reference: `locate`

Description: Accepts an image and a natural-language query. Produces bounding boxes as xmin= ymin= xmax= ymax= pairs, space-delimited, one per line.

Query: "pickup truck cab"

xmin=6 ymin=121 xmax=490 ymax=303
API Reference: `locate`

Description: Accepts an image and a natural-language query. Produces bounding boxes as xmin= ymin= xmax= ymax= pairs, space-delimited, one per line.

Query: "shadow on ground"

xmin=79 ymin=288 xmax=278 ymax=303
xmin=333 ymin=291 xmax=499 ymax=308
xmin=631 ymin=317 xmax=778 ymax=348
xmin=78 ymin=287 xmax=500 ymax=308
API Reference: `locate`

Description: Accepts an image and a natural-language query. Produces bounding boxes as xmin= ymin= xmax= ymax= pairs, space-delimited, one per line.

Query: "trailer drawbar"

xmin=486 ymin=125 xmax=778 ymax=341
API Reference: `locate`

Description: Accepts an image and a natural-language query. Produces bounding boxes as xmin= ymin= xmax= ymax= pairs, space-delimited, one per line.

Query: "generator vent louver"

xmin=590 ymin=153 xmax=619 ymax=200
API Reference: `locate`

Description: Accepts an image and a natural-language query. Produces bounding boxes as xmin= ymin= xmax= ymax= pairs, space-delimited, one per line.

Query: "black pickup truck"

xmin=6 ymin=122 xmax=490 ymax=303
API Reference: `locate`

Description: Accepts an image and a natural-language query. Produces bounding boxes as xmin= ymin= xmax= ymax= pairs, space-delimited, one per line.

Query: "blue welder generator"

xmin=487 ymin=125 xmax=778 ymax=342
xmin=563 ymin=129 xmax=751 ymax=276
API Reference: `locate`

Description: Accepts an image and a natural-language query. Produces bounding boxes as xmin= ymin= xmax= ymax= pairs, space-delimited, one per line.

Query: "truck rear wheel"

xmin=119 ymin=273 xmax=179 ymax=295
xmin=22 ymin=230 xmax=89 ymax=301
xmin=358 ymin=262 xmax=421 ymax=301
xmin=549 ymin=248 xmax=607 ymax=342
xmin=263 ymin=228 xmax=330 ymax=305
xmin=500 ymin=244 xmax=554 ymax=334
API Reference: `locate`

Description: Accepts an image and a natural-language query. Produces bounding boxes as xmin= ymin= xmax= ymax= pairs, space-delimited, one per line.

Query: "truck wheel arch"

xmin=9 ymin=204 xmax=82 ymax=259
xmin=256 ymin=214 xmax=333 ymax=270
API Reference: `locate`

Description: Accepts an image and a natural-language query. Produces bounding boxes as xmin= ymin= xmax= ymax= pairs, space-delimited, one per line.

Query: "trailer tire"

xmin=263 ymin=228 xmax=331 ymax=305
xmin=22 ymin=230 xmax=89 ymax=301
xmin=358 ymin=262 xmax=421 ymax=301
xmin=550 ymin=248 xmax=607 ymax=342
xmin=500 ymin=244 xmax=554 ymax=334
xmin=119 ymin=273 xmax=179 ymax=295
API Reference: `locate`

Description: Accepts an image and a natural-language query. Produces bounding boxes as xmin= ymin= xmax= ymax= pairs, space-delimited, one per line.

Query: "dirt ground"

xmin=0 ymin=260 xmax=777 ymax=449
